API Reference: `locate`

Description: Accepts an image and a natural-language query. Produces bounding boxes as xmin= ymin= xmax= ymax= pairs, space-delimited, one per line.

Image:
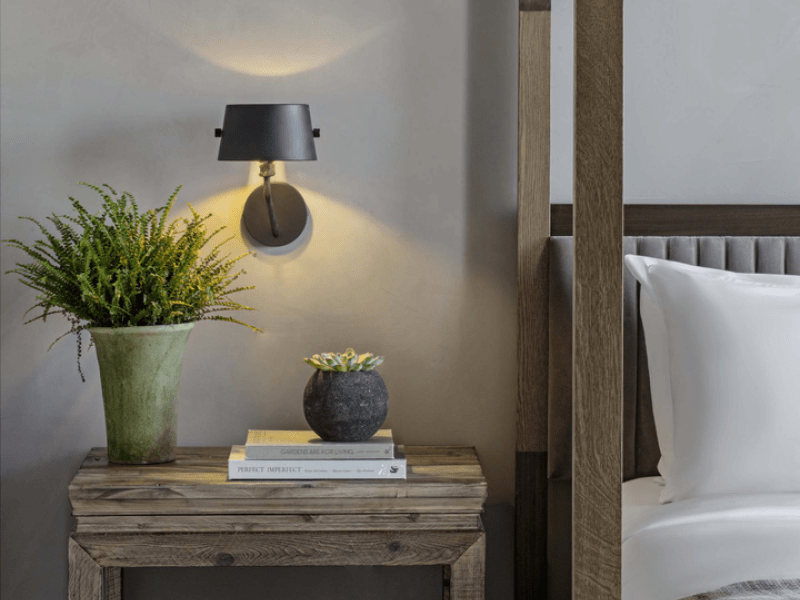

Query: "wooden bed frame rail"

xmin=516 ymin=5 xmax=551 ymax=600
xmin=517 ymin=1 xmax=623 ymax=599
xmin=572 ymin=2 xmax=624 ymax=599
xmin=551 ymin=204 xmax=800 ymax=237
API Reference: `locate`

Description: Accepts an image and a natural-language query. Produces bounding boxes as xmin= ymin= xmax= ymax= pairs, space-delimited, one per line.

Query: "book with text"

xmin=229 ymin=445 xmax=406 ymax=480
xmin=244 ymin=429 xmax=394 ymax=460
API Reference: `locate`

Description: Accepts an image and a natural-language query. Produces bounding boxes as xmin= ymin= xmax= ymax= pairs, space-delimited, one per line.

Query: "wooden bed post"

xmin=573 ymin=0 xmax=624 ymax=599
xmin=516 ymin=1 xmax=551 ymax=598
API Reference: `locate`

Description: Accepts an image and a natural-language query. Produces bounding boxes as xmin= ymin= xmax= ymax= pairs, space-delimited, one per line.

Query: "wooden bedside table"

xmin=68 ymin=446 xmax=488 ymax=600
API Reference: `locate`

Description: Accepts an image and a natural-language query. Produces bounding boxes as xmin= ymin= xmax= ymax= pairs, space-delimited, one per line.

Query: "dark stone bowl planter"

xmin=90 ymin=323 xmax=194 ymax=464
xmin=303 ymin=370 xmax=389 ymax=442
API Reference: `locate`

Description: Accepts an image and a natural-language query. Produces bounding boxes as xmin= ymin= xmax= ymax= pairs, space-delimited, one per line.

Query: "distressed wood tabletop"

xmin=69 ymin=446 xmax=488 ymax=517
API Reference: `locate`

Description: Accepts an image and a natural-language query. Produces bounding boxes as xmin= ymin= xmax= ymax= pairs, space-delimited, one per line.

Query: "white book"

xmin=244 ymin=429 xmax=394 ymax=460
xmin=228 ymin=445 xmax=406 ymax=480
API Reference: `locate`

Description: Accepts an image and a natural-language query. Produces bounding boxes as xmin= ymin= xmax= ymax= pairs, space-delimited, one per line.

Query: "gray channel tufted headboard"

xmin=547 ymin=236 xmax=800 ymax=482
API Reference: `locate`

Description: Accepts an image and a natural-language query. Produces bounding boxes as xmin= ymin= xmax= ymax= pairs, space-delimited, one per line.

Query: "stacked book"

xmin=228 ymin=429 xmax=406 ymax=480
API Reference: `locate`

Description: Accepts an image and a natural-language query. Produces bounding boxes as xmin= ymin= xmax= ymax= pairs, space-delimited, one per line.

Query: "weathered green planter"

xmin=90 ymin=324 xmax=194 ymax=464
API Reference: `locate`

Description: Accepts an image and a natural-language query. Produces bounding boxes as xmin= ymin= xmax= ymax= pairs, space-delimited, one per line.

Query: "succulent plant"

xmin=304 ymin=348 xmax=384 ymax=372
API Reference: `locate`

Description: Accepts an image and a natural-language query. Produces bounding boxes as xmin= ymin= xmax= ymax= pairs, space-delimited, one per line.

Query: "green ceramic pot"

xmin=90 ymin=323 xmax=194 ymax=464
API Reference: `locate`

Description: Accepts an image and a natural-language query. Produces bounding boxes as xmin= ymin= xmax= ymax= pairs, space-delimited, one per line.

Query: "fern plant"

xmin=3 ymin=183 xmax=262 ymax=380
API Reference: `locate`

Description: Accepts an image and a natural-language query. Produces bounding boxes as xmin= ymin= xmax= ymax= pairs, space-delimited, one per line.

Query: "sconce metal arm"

xmin=259 ymin=161 xmax=280 ymax=238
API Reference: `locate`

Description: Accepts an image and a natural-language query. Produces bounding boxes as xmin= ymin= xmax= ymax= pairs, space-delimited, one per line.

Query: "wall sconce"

xmin=216 ymin=104 xmax=320 ymax=246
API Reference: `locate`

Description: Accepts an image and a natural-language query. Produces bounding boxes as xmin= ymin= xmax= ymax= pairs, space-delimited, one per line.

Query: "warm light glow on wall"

xmin=121 ymin=3 xmax=389 ymax=77
xmin=182 ymin=184 xmax=460 ymax=277
xmin=181 ymin=32 xmax=383 ymax=77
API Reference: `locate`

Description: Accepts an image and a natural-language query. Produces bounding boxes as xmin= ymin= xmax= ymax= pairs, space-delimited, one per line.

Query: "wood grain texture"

xmin=517 ymin=11 xmax=551 ymax=597
xmin=69 ymin=446 xmax=487 ymax=517
xmin=517 ymin=10 xmax=551 ymax=453
xmin=69 ymin=538 xmax=103 ymax=600
xmin=550 ymin=204 xmax=800 ymax=236
xmin=103 ymin=569 xmax=121 ymax=600
xmin=74 ymin=513 xmax=481 ymax=534
xmin=75 ymin=530 xmax=482 ymax=568
xmin=573 ymin=0 xmax=623 ymax=599
xmin=70 ymin=497 xmax=485 ymax=517
xmin=514 ymin=452 xmax=547 ymax=600
xmin=444 ymin=534 xmax=486 ymax=600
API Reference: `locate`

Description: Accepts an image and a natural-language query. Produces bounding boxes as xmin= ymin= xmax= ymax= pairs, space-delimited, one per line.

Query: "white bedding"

xmin=622 ymin=477 xmax=800 ymax=600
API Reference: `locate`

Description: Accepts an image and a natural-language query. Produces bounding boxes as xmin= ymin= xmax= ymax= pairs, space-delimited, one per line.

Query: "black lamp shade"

xmin=217 ymin=104 xmax=317 ymax=161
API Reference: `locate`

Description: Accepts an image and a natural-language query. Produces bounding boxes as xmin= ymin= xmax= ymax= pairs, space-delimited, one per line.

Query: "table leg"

xmin=103 ymin=568 xmax=122 ymax=600
xmin=69 ymin=538 xmax=122 ymax=600
xmin=443 ymin=533 xmax=485 ymax=600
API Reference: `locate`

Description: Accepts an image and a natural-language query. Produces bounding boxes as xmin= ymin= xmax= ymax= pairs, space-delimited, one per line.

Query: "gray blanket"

xmin=680 ymin=580 xmax=800 ymax=600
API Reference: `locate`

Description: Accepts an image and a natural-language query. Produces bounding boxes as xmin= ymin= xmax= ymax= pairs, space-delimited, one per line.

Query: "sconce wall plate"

xmin=243 ymin=182 xmax=308 ymax=246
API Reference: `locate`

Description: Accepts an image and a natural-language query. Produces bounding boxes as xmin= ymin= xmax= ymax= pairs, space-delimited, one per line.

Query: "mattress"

xmin=622 ymin=477 xmax=800 ymax=600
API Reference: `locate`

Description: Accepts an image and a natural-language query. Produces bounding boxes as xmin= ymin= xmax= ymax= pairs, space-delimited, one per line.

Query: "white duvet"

xmin=623 ymin=478 xmax=800 ymax=600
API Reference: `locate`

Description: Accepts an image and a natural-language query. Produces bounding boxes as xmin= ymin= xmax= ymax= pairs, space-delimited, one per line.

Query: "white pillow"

xmin=638 ymin=287 xmax=675 ymax=482
xmin=625 ymin=255 xmax=800 ymax=503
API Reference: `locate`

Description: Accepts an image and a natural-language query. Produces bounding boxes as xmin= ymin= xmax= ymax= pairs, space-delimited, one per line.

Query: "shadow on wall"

xmin=2 ymin=462 xmax=76 ymax=598
xmin=125 ymin=566 xmax=443 ymax=599
xmin=459 ymin=2 xmax=518 ymax=599
xmin=465 ymin=0 xmax=518 ymax=289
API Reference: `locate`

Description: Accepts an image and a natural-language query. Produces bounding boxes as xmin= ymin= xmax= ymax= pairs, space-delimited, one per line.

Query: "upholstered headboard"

xmin=547 ymin=236 xmax=800 ymax=482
